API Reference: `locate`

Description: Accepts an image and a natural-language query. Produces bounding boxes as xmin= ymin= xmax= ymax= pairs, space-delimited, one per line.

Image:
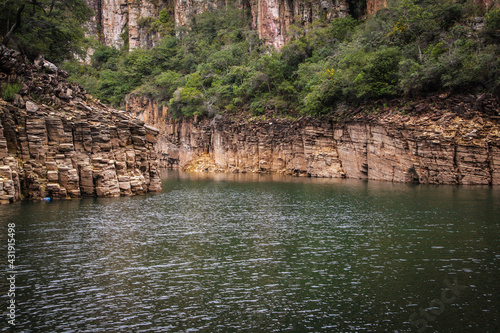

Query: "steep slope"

xmin=0 ymin=46 xmax=161 ymax=204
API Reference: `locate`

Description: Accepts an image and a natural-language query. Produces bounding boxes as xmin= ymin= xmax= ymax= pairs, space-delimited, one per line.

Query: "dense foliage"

xmin=66 ymin=0 xmax=500 ymax=117
xmin=0 ymin=0 xmax=93 ymax=63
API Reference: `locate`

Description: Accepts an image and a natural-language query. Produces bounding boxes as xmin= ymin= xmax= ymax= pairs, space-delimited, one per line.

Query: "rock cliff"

xmin=127 ymin=94 xmax=500 ymax=185
xmin=85 ymin=0 xmax=351 ymax=50
xmin=84 ymin=0 xmax=497 ymax=50
xmin=248 ymin=0 xmax=349 ymax=48
xmin=0 ymin=46 xmax=161 ymax=204
xmin=85 ymin=0 xmax=166 ymax=50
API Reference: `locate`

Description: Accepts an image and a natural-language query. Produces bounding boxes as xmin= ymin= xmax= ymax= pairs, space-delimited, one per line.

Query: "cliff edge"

xmin=0 ymin=46 xmax=161 ymax=204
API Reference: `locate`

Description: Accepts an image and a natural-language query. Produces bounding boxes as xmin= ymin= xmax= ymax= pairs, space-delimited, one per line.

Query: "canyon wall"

xmin=85 ymin=0 xmax=166 ymax=50
xmin=127 ymin=95 xmax=500 ymax=185
xmin=0 ymin=46 xmax=161 ymax=204
xmin=84 ymin=0 xmax=497 ymax=51
xmin=248 ymin=0 xmax=349 ymax=48
xmin=85 ymin=0 xmax=351 ymax=50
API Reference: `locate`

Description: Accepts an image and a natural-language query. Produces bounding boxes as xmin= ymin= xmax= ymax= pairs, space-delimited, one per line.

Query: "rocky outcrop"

xmin=127 ymin=94 xmax=500 ymax=185
xmin=175 ymin=0 xmax=350 ymax=48
xmin=472 ymin=0 xmax=496 ymax=10
xmin=174 ymin=0 xmax=225 ymax=27
xmin=0 ymin=46 xmax=161 ymax=204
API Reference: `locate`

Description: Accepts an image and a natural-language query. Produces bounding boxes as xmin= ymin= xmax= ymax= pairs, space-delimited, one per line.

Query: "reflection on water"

xmin=1 ymin=170 xmax=499 ymax=332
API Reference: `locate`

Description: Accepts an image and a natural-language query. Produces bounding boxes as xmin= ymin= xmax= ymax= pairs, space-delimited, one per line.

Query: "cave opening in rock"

xmin=347 ymin=0 xmax=367 ymax=19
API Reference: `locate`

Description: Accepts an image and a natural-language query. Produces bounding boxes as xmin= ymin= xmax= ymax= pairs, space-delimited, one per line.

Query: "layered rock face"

xmin=174 ymin=0 xmax=226 ymax=27
xmin=171 ymin=0 xmax=350 ymax=48
xmin=365 ymin=0 xmax=496 ymax=16
xmin=0 ymin=46 xmax=161 ymax=204
xmin=127 ymin=95 xmax=500 ymax=185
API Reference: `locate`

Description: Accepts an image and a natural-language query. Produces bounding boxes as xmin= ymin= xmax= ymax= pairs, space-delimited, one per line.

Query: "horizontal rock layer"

xmin=127 ymin=95 xmax=500 ymax=185
xmin=0 ymin=46 xmax=161 ymax=204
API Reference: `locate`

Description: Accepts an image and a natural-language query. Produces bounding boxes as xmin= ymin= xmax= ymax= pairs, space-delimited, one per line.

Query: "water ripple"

xmin=0 ymin=171 xmax=499 ymax=332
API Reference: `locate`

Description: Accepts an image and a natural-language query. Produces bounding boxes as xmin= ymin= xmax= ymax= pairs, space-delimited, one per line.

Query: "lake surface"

xmin=1 ymin=171 xmax=499 ymax=332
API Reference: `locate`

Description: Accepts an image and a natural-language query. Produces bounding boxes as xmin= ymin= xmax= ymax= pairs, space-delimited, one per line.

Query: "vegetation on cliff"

xmin=0 ymin=0 xmax=92 ymax=63
xmin=63 ymin=0 xmax=499 ymax=117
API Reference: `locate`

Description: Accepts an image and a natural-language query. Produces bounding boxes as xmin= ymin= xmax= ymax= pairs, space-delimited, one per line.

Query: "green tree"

xmin=0 ymin=0 xmax=92 ymax=63
xmin=354 ymin=47 xmax=402 ymax=98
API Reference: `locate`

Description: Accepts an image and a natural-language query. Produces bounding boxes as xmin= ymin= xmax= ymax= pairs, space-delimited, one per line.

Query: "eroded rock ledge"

xmin=0 ymin=46 xmax=161 ymax=204
xmin=128 ymin=95 xmax=500 ymax=185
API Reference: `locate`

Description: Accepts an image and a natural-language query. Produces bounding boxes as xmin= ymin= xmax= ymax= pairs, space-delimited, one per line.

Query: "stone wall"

xmin=127 ymin=94 xmax=500 ymax=185
xmin=0 ymin=46 xmax=161 ymax=204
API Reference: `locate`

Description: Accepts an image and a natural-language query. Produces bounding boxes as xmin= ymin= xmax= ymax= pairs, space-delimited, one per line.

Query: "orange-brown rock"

xmin=365 ymin=0 xmax=496 ymax=16
xmin=85 ymin=0 xmax=164 ymax=50
xmin=0 ymin=46 xmax=161 ymax=204
xmin=365 ymin=0 xmax=387 ymax=15
xmin=248 ymin=0 xmax=349 ymax=48
xmin=85 ymin=0 xmax=352 ymax=50
xmin=127 ymin=95 xmax=500 ymax=185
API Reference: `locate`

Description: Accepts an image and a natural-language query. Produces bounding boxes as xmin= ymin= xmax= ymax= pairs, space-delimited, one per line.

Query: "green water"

xmin=1 ymin=171 xmax=499 ymax=332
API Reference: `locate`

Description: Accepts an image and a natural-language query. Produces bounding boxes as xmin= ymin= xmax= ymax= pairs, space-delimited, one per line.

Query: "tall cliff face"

xmin=85 ymin=0 xmax=166 ymax=50
xmin=85 ymin=0 xmax=351 ymax=50
xmin=174 ymin=0 xmax=226 ymax=27
xmin=0 ymin=46 xmax=161 ymax=204
xmin=364 ymin=0 xmax=496 ymax=16
xmin=84 ymin=0 xmax=498 ymax=50
xmin=248 ymin=0 xmax=349 ymax=48
xmin=126 ymin=95 xmax=500 ymax=185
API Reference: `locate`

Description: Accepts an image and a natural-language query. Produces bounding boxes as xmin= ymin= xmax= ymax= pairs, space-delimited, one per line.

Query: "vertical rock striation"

xmin=0 ymin=46 xmax=161 ymax=204
xmin=85 ymin=0 xmax=165 ymax=50
xmin=85 ymin=0 xmax=352 ymax=50
xmin=83 ymin=0 xmax=498 ymax=51
xmin=126 ymin=94 xmax=500 ymax=185
xmin=365 ymin=0 xmax=387 ymax=16
xmin=248 ymin=0 xmax=350 ymax=48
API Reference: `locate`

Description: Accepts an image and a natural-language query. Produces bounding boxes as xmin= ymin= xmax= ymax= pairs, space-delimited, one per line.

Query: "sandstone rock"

xmin=366 ymin=0 xmax=388 ymax=15
xmin=47 ymin=171 xmax=59 ymax=182
xmin=133 ymin=104 xmax=500 ymax=185
xmin=0 ymin=46 xmax=162 ymax=203
xmin=26 ymin=101 xmax=39 ymax=113
xmin=85 ymin=0 xmax=352 ymax=50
